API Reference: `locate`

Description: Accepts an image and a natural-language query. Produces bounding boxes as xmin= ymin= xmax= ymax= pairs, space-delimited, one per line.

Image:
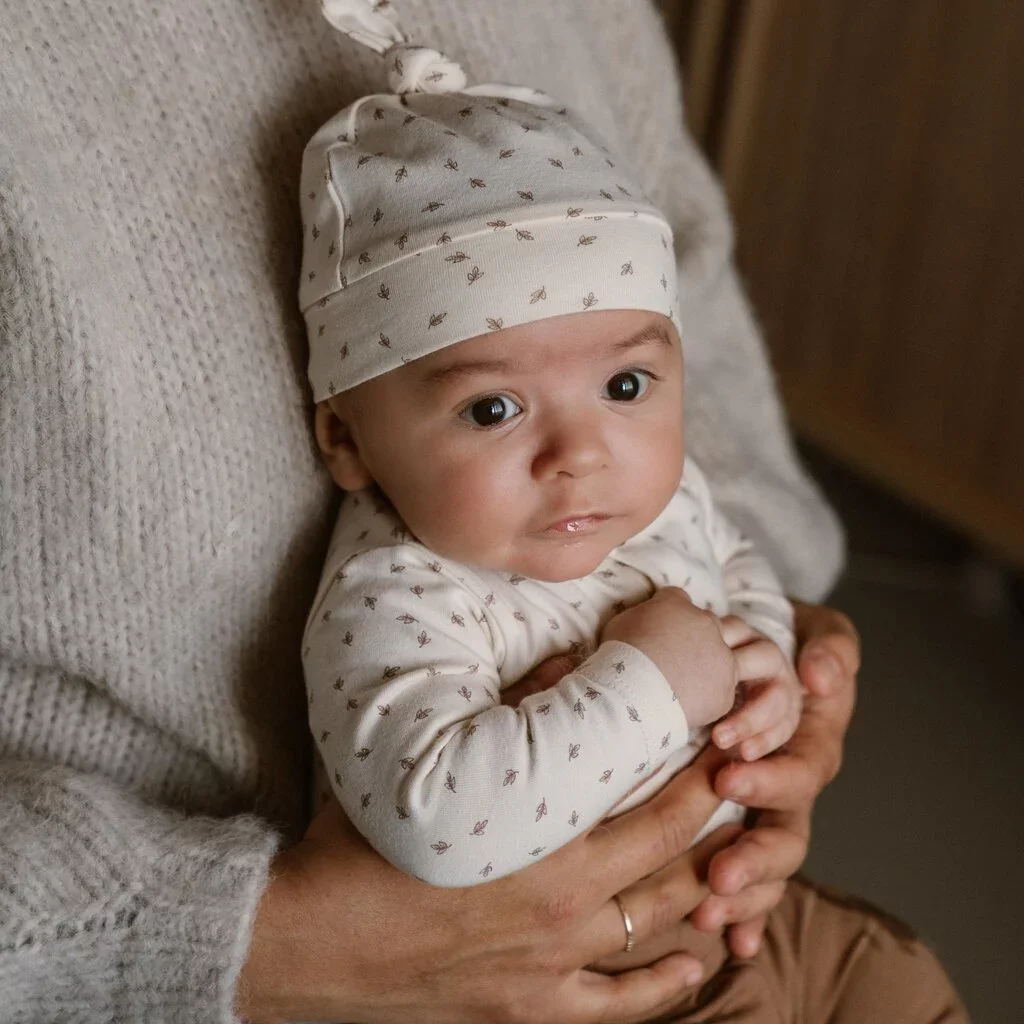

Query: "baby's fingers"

xmin=712 ymin=680 xmax=789 ymax=751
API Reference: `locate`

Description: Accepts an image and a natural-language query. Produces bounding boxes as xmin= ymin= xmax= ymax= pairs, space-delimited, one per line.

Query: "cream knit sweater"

xmin=0 ymin=1 xmax=843 ymax=1020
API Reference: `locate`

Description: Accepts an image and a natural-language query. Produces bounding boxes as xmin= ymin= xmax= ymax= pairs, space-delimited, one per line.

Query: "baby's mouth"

xmin=541 ymin=513 xmax=611 ymax=535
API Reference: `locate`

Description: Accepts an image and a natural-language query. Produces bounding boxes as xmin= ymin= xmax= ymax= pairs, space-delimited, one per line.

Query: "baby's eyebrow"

xmin=419 ymin=357 xmax=514 ymax=388
xmin=610 ymin=323 xmax=673 ymax=353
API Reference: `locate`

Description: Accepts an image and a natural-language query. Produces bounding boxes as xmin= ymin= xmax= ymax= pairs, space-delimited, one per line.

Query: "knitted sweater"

xmin=0 ymin=1 xmax=843 ymax=1020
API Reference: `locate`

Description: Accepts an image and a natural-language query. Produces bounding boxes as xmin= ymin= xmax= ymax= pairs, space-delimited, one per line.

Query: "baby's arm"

xmin=303 ymin=547 xmax=688 ymax=888
xmin=685 ymin=463 xmax=800 ymax=759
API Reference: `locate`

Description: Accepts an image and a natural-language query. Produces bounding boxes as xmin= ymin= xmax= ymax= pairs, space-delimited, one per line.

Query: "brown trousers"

xmin=651 ymin=878 xmax=969 ymax=1023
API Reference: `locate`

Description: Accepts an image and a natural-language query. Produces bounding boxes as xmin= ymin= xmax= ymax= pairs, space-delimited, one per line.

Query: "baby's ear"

xmin=314 ymin=399 xmax=375 ymax=491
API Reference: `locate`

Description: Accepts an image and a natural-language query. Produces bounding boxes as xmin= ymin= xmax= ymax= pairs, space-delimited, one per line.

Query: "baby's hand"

xmin=710 ymin=616 xmax=802 ymax=761
xmin=601 ymin=587 xmax=737 ymax=729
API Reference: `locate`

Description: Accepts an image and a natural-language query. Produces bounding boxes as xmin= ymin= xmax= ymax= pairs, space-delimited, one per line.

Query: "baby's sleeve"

xmin=303 ymin=547 xmax=688 ymax=887
xmin=687 ymin=464 xmax=796 ymax=660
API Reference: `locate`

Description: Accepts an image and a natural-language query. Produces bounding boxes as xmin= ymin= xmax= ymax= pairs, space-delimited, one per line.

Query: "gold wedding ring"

xmin=612 ymin=894 xmax=636 ymax=953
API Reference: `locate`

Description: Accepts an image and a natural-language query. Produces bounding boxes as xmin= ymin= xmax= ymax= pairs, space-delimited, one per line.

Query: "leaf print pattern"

xmin=306 ymin=451 xmax=771 ymax=888
xmin=529 ymin=287 xmax=547 ymax=304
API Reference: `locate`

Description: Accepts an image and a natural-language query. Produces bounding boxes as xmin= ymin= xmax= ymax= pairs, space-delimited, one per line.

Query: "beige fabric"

xmin=301 ymin=1 xmax=680 ymax=400
xmin=649 ymin=879 xmax=971 ymax=1023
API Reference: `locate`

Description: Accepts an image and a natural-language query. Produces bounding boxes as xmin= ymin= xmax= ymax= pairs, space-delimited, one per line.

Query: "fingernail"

xmin=716 ymin=726 xmax=735 ymax=747
xmin=806 ymin=646 xmax=840 ymax=676
xmin=683 ymin=965 xmax=703 ymax=986
xmin=724 ymin=778 xmax=751 ymax=800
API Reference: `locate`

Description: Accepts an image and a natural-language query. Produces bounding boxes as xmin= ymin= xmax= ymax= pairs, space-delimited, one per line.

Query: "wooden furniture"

xmin=660 ymin=1 xmax=1024 ymax=567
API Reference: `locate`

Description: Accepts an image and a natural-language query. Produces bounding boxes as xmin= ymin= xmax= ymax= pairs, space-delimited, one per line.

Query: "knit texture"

xmin=0 ymin=1 xmax=843 ymax=1020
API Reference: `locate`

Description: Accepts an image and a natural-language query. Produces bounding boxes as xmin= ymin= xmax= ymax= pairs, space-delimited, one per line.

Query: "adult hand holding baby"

xmin=237 ymin=738 xmax=735 ymax=1023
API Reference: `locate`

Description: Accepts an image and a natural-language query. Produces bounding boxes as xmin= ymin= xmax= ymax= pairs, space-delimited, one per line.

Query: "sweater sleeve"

xmin=0 ymin=759 xmax=277 ymax=1023
xmin=304 ymin=547 xmax=689 ymax=887
xmin=1 ymin=163 xmax=280 ymax=1023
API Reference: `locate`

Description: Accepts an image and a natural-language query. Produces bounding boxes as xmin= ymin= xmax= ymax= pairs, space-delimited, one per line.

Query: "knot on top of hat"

xmin=385 ymin=43 xmax=468 ymax=94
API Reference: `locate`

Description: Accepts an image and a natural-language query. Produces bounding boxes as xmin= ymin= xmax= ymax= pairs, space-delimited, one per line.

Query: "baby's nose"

xmin=532 ymin=418 xmax=611 ymax=480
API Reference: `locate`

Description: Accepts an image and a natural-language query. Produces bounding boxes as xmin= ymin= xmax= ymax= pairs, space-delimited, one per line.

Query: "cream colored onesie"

xmin=303 ymin=458 xmax=794 ymax=887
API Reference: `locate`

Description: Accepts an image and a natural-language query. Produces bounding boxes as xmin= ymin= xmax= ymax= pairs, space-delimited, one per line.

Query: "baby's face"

xmin=319 ymin=309 xmax=684 ymax=582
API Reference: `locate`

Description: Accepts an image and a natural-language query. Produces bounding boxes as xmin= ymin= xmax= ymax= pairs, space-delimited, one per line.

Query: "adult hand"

xmin=691 ymin=601 xmax=860 ymax=957
xmin=237 ymin=731 xmax=735 ymax=1023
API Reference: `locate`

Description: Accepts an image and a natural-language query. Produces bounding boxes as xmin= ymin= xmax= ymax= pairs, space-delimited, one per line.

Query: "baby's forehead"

xmin=400 ymin=309 xmax=677 ymax=385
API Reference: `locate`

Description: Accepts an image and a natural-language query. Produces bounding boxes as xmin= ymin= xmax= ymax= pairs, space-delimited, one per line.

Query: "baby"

xmin=300 ymin=0 xmax=800 ymax=889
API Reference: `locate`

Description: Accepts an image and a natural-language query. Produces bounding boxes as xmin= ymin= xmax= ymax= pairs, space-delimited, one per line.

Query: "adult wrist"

xmin=234 ymin=853 xmax=300 ymax=1023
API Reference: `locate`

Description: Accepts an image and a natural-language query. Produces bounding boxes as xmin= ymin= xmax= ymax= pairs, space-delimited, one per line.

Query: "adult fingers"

xmin=690 ymin=881 xmax=785 ymax=932
xmin=568 ymin=956 xmax=710 ymax=1024
xmin=704 ymin=818 xmax=809 ymax=897
xmin=792 ymin=601 xmax=861 ymax=697
xmin=715 ymin=710 xmax=843 ymax=810
xmin=725 ymin=915 xmax=769 ymax=959
xmin=574 ymin=823 xmax=741 ymax=965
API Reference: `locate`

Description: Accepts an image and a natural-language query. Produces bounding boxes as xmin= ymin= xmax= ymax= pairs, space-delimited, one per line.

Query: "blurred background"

xmin=658 ymin=2 xmax=1024 ymax=1020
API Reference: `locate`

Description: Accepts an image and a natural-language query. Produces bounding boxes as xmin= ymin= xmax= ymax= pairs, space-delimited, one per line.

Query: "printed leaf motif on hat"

xmin=470 ymin=178 xmax=487 ymax=188
xmin=582 ymin=292 xmax=598 ymax=308
xmin=466 ymin=266 xmax=484 ymax=285
xmin=517 ymin=190 xmax=534 ymax=201
xmin=428 ymin=312 xmax=448 ymax=328
xmin=515 ymin=229 xmax=534 ymax=241
xmin=529 ymin=286 xmax=546 ymax=304
xmin=486 ymin=317 xmax=504 ymax=331
xmin=578 ymin=235 xmax=597 ymax=246
xmin=445 ymin=251 xmax=470 ymax=264
xmin=444 ymin=158 xmax=459 ymax=170
xmin=499 ymin=148 xmax=515 ymax=159
xmin=422 ymin=201 xmax=445 ymax=212
xmin=378 ymin=283 xmax=391 ymax=300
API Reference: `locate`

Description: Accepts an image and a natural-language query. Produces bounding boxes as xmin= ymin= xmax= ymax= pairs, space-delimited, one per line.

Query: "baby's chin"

xmin=491 ymin=540 xmax=615 ymax=584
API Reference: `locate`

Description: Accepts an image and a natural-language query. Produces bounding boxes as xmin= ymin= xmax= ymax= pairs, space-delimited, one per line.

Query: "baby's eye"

xmin=604 ymin=370 xmax=652 ymax=402
xmin=460 ymin=394 xmax=523 ymax=427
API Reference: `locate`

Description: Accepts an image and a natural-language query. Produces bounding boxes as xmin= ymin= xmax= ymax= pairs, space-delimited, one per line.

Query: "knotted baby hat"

xmin=301 ymin=0 xmax=681 ymax=401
